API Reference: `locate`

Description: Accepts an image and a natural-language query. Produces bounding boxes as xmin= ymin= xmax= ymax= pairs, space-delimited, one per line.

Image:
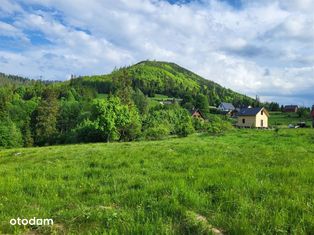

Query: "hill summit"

xmin=80 ymin=60 xmax=254 ymax=106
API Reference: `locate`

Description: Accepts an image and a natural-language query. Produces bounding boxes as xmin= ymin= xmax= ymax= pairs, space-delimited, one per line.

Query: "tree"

xmin=0 ymin=118 xmax=23 ymax=148
xmin=75 ymin=97 xmax=133 ymax=143
xmin=113 ymin=69 xmax=133 ymax=105
xmin=297 ymin=107 xmax=310 ymax=118
xmin=31 ymin=88 xmax=59 ymax=145
xmin=175 ymin=109 xmax=194 ymax=137
xmin=132 ymin=88 xmax=148 ymax=114
xmin=194 ymin=94 xmax=209 ymax=117
xmin=57 ymin=99 xmax=81 ymax=134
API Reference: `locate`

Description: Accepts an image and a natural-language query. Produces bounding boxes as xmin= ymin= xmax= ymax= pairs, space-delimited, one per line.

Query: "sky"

xmin=0 ymin=0 xmax=314 ymax=106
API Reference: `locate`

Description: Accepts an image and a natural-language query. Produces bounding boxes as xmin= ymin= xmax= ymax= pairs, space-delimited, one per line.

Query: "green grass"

xmin=1 ymin=129 xmax=314 ymax=234
xmin=269 ymin=112 xmax=312 ymax=128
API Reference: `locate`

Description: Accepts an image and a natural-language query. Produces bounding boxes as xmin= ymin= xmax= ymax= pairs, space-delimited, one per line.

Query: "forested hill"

xmin=76 ymin=60 xmax=254 ymax=107
xmin=0 ymin=72 xmax=31 ymax=86
xmin=0 ymin=72 xmax=57 ymax=86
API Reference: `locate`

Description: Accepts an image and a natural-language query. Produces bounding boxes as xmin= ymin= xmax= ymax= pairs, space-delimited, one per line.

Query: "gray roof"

xmin=238 ymin=107 xmax=263 ymax=116
xmin=220 ymin=102 xmax=235 ymax=110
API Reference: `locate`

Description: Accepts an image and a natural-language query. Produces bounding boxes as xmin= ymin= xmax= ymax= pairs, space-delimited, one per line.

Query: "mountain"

xmin=77 ymin=60 xmax=254 ymax=106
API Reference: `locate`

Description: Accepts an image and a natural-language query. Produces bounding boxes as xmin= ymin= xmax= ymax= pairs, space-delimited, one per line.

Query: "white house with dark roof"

xmin=218 ymin=102 xmax=235 ymax=112
xmin=237 ymin=107 xmax=269 ymax=128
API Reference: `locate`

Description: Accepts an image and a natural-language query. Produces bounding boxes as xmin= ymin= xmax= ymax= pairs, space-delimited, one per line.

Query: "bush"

xmin=175 ymin=110 xmax=194 ymax=137
xmin=206 ymin=115 xmax=233 ymax=134
xmin=143 ymin=104 xmax=194 ymax=138
xmin=0 ymin=119 xmax=23 ymax=148
xmin=74 ymin=119 xmax=105 ymax=143
xmin=144 ymin=123 xmax=170 ymax=140
xmin=192 ymin=117 xmax=206 ymax=131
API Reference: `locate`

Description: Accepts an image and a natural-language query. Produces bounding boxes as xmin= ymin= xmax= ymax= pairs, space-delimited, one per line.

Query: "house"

xmin=218 ymin=102 xmax=235 ymax=112
xmin=283 ymin=105 xmax=298 ymax=113
xmin=237 ymin=107 xmax=269 ymax=128
xmin=190 ymin=109 xmax=205 ymax=120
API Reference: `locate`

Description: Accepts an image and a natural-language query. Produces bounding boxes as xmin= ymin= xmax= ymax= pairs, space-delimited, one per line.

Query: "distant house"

xmin=283 ymin=105 xmax=298 ymax=113
xmin=237 ymin=107 xmax=269 ymax=128
xmin=218 ymin=103 xmax=235 ymax=112
xmin=190 ymin=109 xmax=205 ymax=120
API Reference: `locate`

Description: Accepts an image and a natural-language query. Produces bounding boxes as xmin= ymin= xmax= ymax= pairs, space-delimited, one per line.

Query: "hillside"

xmin=0 ymin=72 xmax=31 ymax=86
xmin=77 ymin=61 xmax=254 ymax=106
xmin=1 ymin=129 xmax=313 ymax=234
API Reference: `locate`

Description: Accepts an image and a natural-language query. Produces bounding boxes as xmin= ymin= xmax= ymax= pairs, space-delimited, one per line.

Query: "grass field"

xmin=0 ymin=129 xmax=314 ymax=234
xmin=269 ymin=112 xmax=312 ymax=128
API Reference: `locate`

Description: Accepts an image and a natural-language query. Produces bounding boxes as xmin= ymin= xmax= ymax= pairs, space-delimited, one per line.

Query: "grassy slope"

xmin=1 ymin=129 xmax=314 ymax=234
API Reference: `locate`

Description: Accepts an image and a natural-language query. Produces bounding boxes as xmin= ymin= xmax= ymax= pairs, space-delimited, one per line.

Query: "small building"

xmin=190 ymin=109 xmax=205 ymax=120
xmin=218 ymin=102 xmax=235 ymax=112
xmin=237 ymin=107 xmax=269 ymax=128
xmin=283 ymin=105 xmax=298 ymax=113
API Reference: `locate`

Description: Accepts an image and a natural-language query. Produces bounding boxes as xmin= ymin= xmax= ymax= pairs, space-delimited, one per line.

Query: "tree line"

xmin=0 ymin=70 xmax=233 ymax=148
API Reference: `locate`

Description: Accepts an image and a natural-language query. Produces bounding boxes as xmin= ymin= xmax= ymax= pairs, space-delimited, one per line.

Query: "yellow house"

xmin=237 ymin=107 xmax=269 ymax=128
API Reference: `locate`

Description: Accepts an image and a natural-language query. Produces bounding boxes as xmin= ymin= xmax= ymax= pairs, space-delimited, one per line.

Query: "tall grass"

xmin=0 ymin=129 xmax=313 ymax=234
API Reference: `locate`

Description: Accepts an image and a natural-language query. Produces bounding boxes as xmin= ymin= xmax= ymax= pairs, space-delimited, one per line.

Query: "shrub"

xmin=206 ymin=115 xmax=233 ymax=134
xmin=143 ymin=104 xmax=194 ymax=138
xmin=144 ymin=123 xmax=170 ymax=140
xmin=74 ymin=119 xmax=104 ymax=143
xmin=175 ymin=110 xmax=194 ymax=137
xmin=0 ymin=119 xmax=23 ymax=148
xmin=192 ymin=118 xmax=206 ymax=131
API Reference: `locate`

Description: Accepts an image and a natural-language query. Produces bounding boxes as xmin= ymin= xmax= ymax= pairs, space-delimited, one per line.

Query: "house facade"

xmin=237 ymin=107 xmax=269 ymax=128
xmin=283 ymin=105 xmax=298 ymax=113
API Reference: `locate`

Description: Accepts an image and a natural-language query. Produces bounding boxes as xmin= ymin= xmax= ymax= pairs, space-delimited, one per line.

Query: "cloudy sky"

xmin=0 ymin=0 xmax=314 ymax=106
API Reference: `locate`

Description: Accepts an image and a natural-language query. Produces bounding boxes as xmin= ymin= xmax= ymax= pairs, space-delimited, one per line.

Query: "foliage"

xmin=143 ymin=104 xmax=195 ymax=138
xmin=206 ymin=115 xmax=234 ymax=134
xmin=0 ymin=60 xmax=269 ymax=148
xmin=132 ymin=88 xmax=149 ymax=114
xmin=81 ymin=60 xmax=254 ymax=106
xmin=0 ymin=118 xmax=23 ymax=148
xmin=31 ymin=88 xmax=59 ymax=146
xmin=75 ymin=97 xmax=132 ymax=143
xmin=194 ymin=94 xmax=209 ymax=117
xmin=297 ymin=107 xmax=310 ymax=118
xmin=144 ymin=123 xmax=171 ymax=140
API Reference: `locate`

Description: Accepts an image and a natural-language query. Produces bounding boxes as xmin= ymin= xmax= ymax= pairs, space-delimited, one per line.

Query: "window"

xmin=242 ymin=118 xmax=245 ymax=124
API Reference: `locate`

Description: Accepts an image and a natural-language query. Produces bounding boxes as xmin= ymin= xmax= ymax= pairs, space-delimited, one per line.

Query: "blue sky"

xmin=0 ymin=0 xmax=314 ymax=106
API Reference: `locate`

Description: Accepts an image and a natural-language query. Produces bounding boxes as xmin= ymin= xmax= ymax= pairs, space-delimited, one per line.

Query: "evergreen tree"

xmin=113 ymin=69 xmax=133 ymax=106
xmin=132 ymin=88 xmax=148 ymax=114
xmin=31 ymin=88 xmax=59 ymax=145
xmin=194 ymin=94 xmax=209 ymax=117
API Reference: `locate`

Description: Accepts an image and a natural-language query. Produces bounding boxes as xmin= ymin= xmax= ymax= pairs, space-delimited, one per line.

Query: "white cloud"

xmin=0 ymin=0 xmax=313 ymax=105
xmin=0 ymin=0 xmax=23 ymax=14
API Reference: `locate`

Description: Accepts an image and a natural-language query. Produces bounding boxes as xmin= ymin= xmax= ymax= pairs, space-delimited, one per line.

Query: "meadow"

xmin=0 ymin=129 xmax=313 ymax=234
xmin=269 ymin=112 xmax=312 ymax=128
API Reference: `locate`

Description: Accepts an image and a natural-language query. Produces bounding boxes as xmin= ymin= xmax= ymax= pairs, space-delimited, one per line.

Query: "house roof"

xmin=284 ymin=105 xmax=298 ymax=109
xmin=238 ymin=107 xmax=267 ymax=116
xmin=220 ymin=102 xmax=235 ymax=110
xmin=190 ymin=109 xmax=205 ymax=119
